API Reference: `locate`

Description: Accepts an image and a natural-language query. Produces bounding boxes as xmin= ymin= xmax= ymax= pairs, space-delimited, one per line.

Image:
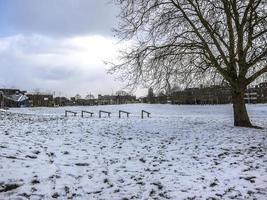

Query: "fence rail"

xmin=64 ymin=109 xmax=151 ymax=119
xmin=81 ymin=110 xmax=94 ymax=117
xmin=119 ymin=110 xmax=130 ymax=118
xmin=65 ymin=110 xmax=77 ymax=117
xmin=99 ymin=110 xmax=111 ymax=118
xmin=141 ymin=110 xmax=151 ymax=119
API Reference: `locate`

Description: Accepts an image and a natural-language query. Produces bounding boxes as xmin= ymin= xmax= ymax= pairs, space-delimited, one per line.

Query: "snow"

xmin=0 ymin=104 xmax=266 ymax=199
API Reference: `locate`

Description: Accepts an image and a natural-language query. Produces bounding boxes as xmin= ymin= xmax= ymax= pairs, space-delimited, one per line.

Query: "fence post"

xmin=119 ymin=110 xmax=130 ymax=118
xmin=99 ymin=110 xmax=111 ymax=118
xmin=141 ymin=110 xmax=150 ymax=119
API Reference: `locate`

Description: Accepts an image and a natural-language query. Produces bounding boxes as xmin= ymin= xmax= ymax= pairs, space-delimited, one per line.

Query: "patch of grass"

xmin=0 ymin=183 xmax=21 ymax=193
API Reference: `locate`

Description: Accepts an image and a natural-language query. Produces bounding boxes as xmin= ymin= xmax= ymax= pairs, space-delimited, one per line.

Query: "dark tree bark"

xmin=110 ymin=0 xmax=267 ymax=127
xmin=232 ymin=85 xmax=252 ymax=127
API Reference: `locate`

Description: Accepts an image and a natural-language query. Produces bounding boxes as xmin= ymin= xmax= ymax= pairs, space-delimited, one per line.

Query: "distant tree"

xmin=116 ymin=90 xmax=128 ymax=96
xmin=171 ymin=85 xmax=183 ymax=93
xmin=0 ymin=91 xmax=3 ymax=108
xmin=158 ymin=91 xmax=166 ymax=97
xmin=110 ymin=0 xmax=267 ymax=127
xmin=157 ymin=91 xmax=167 ymax=103
xmin=74 ymin=94 xmax=82 ymax=100
xmin=147 ymin=87 xmax=155 ymax=103
xmin=85 ymin=94 xmax=95 ymax=100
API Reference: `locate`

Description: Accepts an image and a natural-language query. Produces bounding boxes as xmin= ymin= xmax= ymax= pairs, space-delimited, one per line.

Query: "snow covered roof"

xmin=26 ymin=92 xmax=53 ymax=96
xmin=4 ymin=94 xmax=28 ymax=102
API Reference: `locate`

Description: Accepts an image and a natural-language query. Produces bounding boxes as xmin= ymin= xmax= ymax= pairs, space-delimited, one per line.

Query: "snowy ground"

xmin=0 ymin=104 xmax=266 ymax=200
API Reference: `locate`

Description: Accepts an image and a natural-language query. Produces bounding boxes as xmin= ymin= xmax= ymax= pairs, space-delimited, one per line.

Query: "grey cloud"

xmin=1 ymin=0 xmax=118 ymax=37
xmin=0 ymin=35 xmax=122 ymax=97
xmin=33 ymin=67 xmax=77 ymax=81
xmin=0 ymin=51 xmax=121 ymax=96
xmin=0 ymin=1 xmax=146 ymax=97
xmin=4 ymin=35 xmax=79 ymax=54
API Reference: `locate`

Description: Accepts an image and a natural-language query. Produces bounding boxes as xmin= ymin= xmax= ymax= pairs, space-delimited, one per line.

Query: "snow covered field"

xmin=0 ymin=104 xmax=266 ymax=200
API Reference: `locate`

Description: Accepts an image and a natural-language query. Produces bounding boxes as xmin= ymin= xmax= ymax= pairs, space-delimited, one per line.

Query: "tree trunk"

xmin=232 ymin=88 xmax=252 ymax=127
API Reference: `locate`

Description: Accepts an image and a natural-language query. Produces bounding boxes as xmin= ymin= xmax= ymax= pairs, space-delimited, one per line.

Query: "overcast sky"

xmin=0 ymin=0 xmax=145 ymax=97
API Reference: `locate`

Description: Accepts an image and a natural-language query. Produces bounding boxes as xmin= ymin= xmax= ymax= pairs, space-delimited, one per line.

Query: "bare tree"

xmin=110 ymin=0 xmax=267 ymax=127
xmin=85 ymin=94 xmax=95 ymax=100
xmin=116 ymin=90 xmax=129 ymax=96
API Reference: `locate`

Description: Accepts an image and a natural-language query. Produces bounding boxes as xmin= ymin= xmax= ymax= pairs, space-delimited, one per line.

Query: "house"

xmin=170 ymin=85 xmax=232 ymax=104
xmin=54 ymin=97 xmax=72 ymax=106
xmin=69 ymin=94 xmax=97 ymax=106
xmin=244 ymin=87 xmax=258 ymax=104
xmin=26 ymin=93 xmax=54 ymax=107
xmin=0 ymin=89 xmax=28 ymax=108
xmin=97 ymin=94 xmax=137 ymax=105
xmin=170 ymin=82 xmax=267 ymax=105
xmin=139 ymin=96 xmax=148 ymax=103
xmin=97 ymin=95 xmax=116 ymax=105
xmin=257 ymin=82 xmax=267 ymax=103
